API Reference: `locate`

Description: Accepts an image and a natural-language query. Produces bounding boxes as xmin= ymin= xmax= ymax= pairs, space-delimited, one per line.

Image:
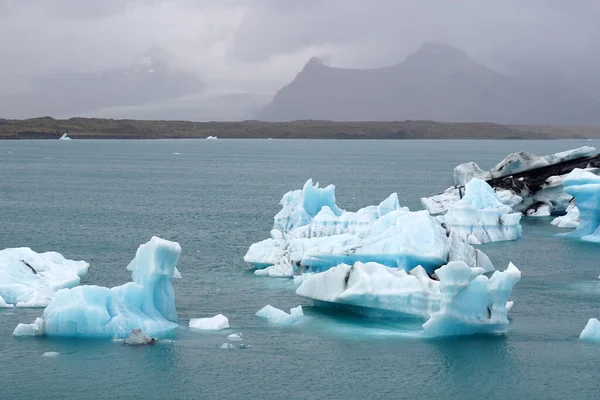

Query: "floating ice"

xmin=13 ymin=237 xmax=182 ymax=338
xmin=440 ymin=178 xmax=522 ymax=244
xmin=218 ymin=343 xmax=235 ymax=349
xmin=560 ymin=169 xmax=600 ymax=242
xmin=296 ymin=260 xmax=521 ymax=337
xmin=422 ymin=147 xmax=597 ymax=216
xmin=189 ymin=314 xmax=229 ymax=331
xmin=580 ymin=318 xmax=600 ymax=342
xmin=228 ymin=332 xmax=242 ymax=341
xmin=551 ymin=203 xmax=580 ymax=228
xmin=42 ymin=352 xmax=60 ymax=357
xmin=58 ymin=133 xmax=72 ymax=140
xmin=245 ymin=180 xmax=492 ymax=277
xmin=206 ymin=136 xmax=218 ymax=140
xmin=124 ymin=328 xmax=155 ymax=345
xmin=0 ymin=248 xmax=89 ymax=308
xmin=255 ymin=305 xmax=304 ymax=325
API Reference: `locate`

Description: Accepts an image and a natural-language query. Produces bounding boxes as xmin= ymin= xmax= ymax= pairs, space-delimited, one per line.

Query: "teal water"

xmin=1 ymin=139 xmax=600 ymax=400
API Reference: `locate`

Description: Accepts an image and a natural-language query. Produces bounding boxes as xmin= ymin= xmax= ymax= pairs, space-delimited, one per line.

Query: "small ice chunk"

xmin=218 ymin=343 xmax=235 ymax=349
xmin=42 ymin=352 xmax=60 ymax=357
xmin=124 ymin=328 xmax=155 ymax=345
xmin=13 ymin=317 xmax=44 ymax=336
xmin=255 ymin=305 xmax=304 ymax=325
xmin=580 ymin=318 xmax=600 ymax=342
xmin=206 ymin=136 xmax=218 ymax=140
xmin=237 ymin=344 xmax=252 ymax=349
xmin=189 ymin=314 xmax=229 ymax=331
xmin=551 ymin=203 xmax=580 ymax=228
xmin=228 ymin=332 xmax=243 ymax=341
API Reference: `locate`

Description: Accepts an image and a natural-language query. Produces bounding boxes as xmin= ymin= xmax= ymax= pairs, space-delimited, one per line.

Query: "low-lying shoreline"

xmin=1 ymin=116 xmax=600 ymax=140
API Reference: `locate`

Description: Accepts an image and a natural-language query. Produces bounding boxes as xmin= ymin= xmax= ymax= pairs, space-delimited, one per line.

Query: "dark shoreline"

xmin=2 ymin=116 xmax=600 ymax=140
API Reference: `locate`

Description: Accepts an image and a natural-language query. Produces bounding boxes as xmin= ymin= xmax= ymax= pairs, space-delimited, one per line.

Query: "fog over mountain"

xmin=1 ymin=0 xmax=599 ymax=124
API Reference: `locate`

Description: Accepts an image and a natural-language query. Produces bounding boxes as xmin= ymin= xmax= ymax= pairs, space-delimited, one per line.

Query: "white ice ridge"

xmin=255 ymin=305 xmax=304 ymax=325
xmin=296 ymin=260 xmax=521 ymax=337
xmin=245 ymin=179 xmax=492 ymax=278
xmin=13 ymin=237 xmax=182 ymax=338
xmin=421 ymin=147 xmax=597 ymax=216
xmin=189 ymin=314 xmax=229 ymax=331
xmin=560 ymin=169 xmax=600 ymax=242
xmin=551 ymin=202 xmax=580 ymax=229
xmin=0 ymin=248 xmax=89 ymax=308
xmin=439 ymin=178 xmax=522 ymax=244
xmin=58 ymin=133 xmax=72 ymax=140
xmin=580 ymin=318 xmax=600 ymax=342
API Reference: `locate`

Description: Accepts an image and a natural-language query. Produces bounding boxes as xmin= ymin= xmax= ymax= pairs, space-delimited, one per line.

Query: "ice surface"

xmin=13 ymin=237 xmax=182 ymax=338
xmin=0 ymin=248 xmax=89 ymax=308
xmin=255 ymin=305 xmax=304 ymax=325
xmin=440 ymin=178 xmax=522 ymax=244
xmin=246 ymin=180 xmax=492 ymax=277
xmin=423 ymin=147 xmax=597 ymax=216
xmin=551 ymin=203 xmax=580 ymax=228
xmin=58 ymin=133 xmax=71 ymax=140
xmin=454 ymin=147 xmax=596 ymax=185
xmin=580 ymin=318 xmax=600 ymax=342
xmin=561 ymin=169 xmax=600 ymax=242
xmin=296 ymin=260 xmax=521 ymax=337
xmin=189 ymin=314 xmax=229 ymax=331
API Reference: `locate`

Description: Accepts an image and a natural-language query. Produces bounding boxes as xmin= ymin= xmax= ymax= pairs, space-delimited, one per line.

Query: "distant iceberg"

xmin=14 ymin=237 xmax=182 ymax=338
xmin=245 ymin=179 xmax=492 ymax=278
xmin=560 ymin=169 xmax=600 ymax=242
xmin=422 ymin=147 xmax=598 ymax=216
xmin=59 ymin=133 xmax=72 ymax=140
xmin=439 ymin=178 xmax=522 ymax=244
xmin=296 ymin=260 xmax=521 ymax=337
xmin=0 ymin=248 xmax=89 ymax=308
xmin=580 ymin=318 xmax=600 ymax=342
xmin=206 ymin=136 xmax=218 ymax=140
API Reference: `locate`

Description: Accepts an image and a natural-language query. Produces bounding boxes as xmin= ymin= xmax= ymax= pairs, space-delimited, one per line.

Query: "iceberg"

xmin=296 ymin=260 xmax=521 ymax=337
xmin=560 ymin=169 xmax=600 ymax=242
xmin=206 ymin=136 xmax=218 ymax=140
xmin=580 ymin=318 xmax=600 ymax=342
xmin=422 ymin=147 xmax=599 ymax=216
xmin=245 ymin=180 xmax=492 ymax=278
xmin=13 ymin=237 xmax=182 ymax=338
xmin=58 ymin=133 xmax=72 ymax=140
xmin=439 ymin=178 xmax=522 ymax=244
xmin=0 ymin=248 xmax=89 ymax=308
xmin=228 ymin=332 xmax=243 ymax=341
xmin=189 ymin=314 xmax=229 ymax=331
xmin=255 ymin=305 xmax=304 ymax=325
xmin=551 ymin=202 xmax=580 ymax=229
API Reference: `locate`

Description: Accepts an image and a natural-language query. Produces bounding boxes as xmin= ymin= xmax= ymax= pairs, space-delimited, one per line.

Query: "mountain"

xmin=258 ymin=42 xmax=600 ymax=125
xmin=0 ymin=46 xmax=205 ymax=119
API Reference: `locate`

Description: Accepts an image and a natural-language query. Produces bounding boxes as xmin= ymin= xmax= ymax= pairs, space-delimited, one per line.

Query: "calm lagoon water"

xmin=1 ymin=139 xmax=599 ymax=400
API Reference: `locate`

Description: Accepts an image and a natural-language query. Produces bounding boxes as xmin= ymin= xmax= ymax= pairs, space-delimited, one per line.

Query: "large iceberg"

xmin=245 ymin=180 xmax=492 ymax=278
xmin=560 ymin=169 xmax=600 ymax=242
xmin=422 ymin=147 xmax=598 ymax=216
xmin=439 ymin=178 xmax=522 ymax=244
xmin=0 ymin=248 xmax=89 ymax=308
xmin=296 ymin=260 xmax=521 ymax=337
xmin=13 ymin=237 xmax=182 ymax=338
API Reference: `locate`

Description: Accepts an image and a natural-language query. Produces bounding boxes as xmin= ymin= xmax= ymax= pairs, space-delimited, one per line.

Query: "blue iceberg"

xmin=580 ymin=318 xmax=600 ymax=342
xmin=13 ymin=237 xmax=182 ymax=338
xmin=560 ymin=169 xmax=600 ymax=242
xmin=440 ymin=178 xmax=522 ymax=244
xmin=296 ymin=260 xmax=521 ymax=337
xmin=245 ymin=180 xmax=492 ymax=277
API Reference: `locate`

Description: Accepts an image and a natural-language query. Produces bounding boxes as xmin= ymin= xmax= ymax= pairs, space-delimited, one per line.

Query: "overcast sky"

xmin=1 ymin=0 xmax=598 ymax=97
